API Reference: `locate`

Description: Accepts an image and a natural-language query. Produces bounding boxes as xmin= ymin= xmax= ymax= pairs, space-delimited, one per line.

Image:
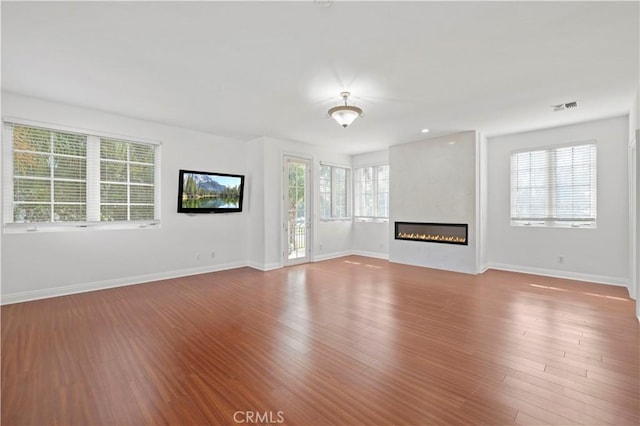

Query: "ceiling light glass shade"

xmin=327 ymin=92 xmax=363 ymax=128
xmin=328 ymin=105 xmax=363 ymax=128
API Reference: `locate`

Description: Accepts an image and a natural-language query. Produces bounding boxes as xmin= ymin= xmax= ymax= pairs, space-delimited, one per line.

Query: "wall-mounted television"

xmin=177 ymin=169 xmax=245 ymax=214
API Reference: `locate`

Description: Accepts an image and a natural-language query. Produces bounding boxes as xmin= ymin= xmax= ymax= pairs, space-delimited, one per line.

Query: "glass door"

xmin=284 ymin=157 xmax=311 ymax=265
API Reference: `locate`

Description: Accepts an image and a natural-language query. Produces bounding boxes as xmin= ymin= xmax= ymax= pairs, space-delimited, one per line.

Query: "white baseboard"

xmin=4 ymin=257 xmax=629 ymax=307
xmin=478 ymin=263 xmax=490 ymax=274
xmin=313 ymin=250 xmax=390 ymax=262
xmin=389 ymin=257 xmax=477 ymax=275
xmin=247 ymin=261 xmax=282 ymax=272
xmin=487 ymin=262 xmax=629 ymax=287
xmin=351 ymin=250 xmax=389 ymax=260
xmin=0 ymin=261 xmax=247 ymax=305
xmin=313 ymin=251 xmax=353 ymax=262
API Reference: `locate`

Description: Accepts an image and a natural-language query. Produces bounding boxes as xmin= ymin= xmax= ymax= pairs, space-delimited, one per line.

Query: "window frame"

xmin=354 ymin=163 xmax=389 ymax=223
xmin=510 ymin=140 xmax=596 ymax=229
xmin=319 ymin=162 xmax=351 ymax=221
xmin=2 ymin=118 xmax=161 ymax=233
xmin=10 ymin=125 xmax=88 ymax=224
xmin=99 ymin=137 xmax=157 ymax=222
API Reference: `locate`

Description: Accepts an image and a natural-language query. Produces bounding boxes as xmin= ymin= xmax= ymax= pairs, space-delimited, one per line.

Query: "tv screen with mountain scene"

xmin=177 ymin=169 xmax=245 ymax=213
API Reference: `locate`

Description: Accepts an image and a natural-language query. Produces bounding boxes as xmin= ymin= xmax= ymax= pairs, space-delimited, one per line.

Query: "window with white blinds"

xmin=100 ymin=138 xmax=156 ymax=221
xmin=3 ymin=121 xmax=160 ymax=230
xmin=510 ymin=142 xmax=596 ymax=227
xmin=319 ymin=164 xmax=350 ymax=219
xmin=10 ymin=125 xmax=88 ymax=223
xmin=354 ymin=164 xmax=389 ymax=221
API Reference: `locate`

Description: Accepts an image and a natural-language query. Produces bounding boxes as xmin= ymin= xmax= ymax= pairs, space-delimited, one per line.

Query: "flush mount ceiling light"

xmin=327 ymin=92 xmax=363 ymax=128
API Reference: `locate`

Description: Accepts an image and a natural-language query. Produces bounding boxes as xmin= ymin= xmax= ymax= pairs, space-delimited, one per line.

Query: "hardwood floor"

xmin=2 ymin=256 xmax=638 ymax=425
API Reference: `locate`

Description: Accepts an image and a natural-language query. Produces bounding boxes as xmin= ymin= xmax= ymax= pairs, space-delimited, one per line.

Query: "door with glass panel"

xmin=284 ymin=157 xmax=311 ymax=265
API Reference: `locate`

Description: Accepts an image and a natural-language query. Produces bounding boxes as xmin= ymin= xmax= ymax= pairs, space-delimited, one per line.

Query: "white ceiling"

xmin=2 ymin=1 xmax=638 ymax=154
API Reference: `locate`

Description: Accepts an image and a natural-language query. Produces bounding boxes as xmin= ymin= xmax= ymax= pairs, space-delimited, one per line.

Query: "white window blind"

xmin=3 ymin=121 xmax=160 ymax=230
xmin=510 ymin=142 xmax=596 ymax=227
xmin=100 ymin=138 xmax=156 ymax=221
xmin=354 ymin=164 xmax=389 ymax=221
xmin=10 ymin=125 xmax=88 ymax=223
xmin=319 ymin=164 xmax=349 ymax=219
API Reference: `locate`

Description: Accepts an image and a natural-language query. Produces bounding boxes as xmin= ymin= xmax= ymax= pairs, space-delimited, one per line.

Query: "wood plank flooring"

xmin=2 ymin=256 xmax=638 ymax=425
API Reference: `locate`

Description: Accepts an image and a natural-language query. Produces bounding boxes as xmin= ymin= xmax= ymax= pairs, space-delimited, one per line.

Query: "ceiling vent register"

xmin=552 ymin=101 xmax=578 ymax=112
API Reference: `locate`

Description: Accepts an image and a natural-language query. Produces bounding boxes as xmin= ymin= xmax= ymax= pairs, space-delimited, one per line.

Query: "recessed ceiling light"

xmin=421 ymin=128 xmax=430 ymax=133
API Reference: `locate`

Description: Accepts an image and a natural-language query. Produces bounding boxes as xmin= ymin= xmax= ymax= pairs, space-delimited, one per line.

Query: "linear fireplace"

xmin=395 ymin=222 xmax=468 ymax=245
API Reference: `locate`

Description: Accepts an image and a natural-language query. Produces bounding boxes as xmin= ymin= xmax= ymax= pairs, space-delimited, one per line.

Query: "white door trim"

xmin=283 ymin=155 xmax=312 ymax=266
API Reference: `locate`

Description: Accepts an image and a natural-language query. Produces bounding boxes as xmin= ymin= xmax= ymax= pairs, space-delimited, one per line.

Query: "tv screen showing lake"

xmin=181 ymin=172 xmax=242 ymax=209
xmin=181 ymin=197 xmax=239 ymax=208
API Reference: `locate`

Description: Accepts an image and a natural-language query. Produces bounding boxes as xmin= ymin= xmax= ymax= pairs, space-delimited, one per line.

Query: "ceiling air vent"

xmin=552 ymin=101 xmax=578 ymax=112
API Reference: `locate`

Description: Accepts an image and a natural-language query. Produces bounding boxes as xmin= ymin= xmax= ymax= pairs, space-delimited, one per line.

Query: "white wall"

xmin=630 ymin=89 xmax=640 ymax=317
xmin=351 ymin=149 xmax=389 ymax=258
xmin=0 ymin=96 xmax=354 ymax=302
xmin=0 ymin=92 xmax=3 ymax=291
xmin=487 ymin=116 xmax=630 ymax=286
xmin=478 ymin=132 xmax=489 ymax=272
xmin=246 ymin=137 xmax=267 ymax=269
xmin=3 ymin=93 xmax=634 ymax=304
xmin=389 ymin=131 xmax=478 ymax=274
xmin=636 ymin=127 xmax=640 ymax=318
xmin=246 ymin=136 xmax=352 ymax=270
xmin=1 ymin=93 xmax=249 ymax=303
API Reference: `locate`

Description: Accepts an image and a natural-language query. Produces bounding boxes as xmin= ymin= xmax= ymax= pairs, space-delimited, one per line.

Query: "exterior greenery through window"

xmin=354 ymin=165 xmax=389 ymax=221
xmin=319 ymin=164 xmax=349 ymax=219
xmin=100 ymin=138 xmax=156 ymax=221
xmin=4 ymin=122 xmax=159 ymax=226
xmin=11 ymin=125 xmax=87 ymax=222
xmin=510 ymin=142 xmax=596 ymax=227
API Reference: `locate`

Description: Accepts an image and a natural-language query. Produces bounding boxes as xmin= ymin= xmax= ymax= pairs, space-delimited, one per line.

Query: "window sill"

xmin=510 ymin=221 xmax=595 ymax=229
xmin=354 ymin=218 xmax=389 ymax=223
xmin=3 ymin=221 xmax=161 ymax=234
xmin=319 ymin=218 xmax=352 ymax=222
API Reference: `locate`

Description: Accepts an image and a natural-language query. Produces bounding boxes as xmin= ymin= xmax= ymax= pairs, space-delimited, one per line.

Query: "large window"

xmin=100 ymin=138 xmax=156 ymax=221
xmin=354 ymin=164 xmax=389 ymax=221
xmin=3 ymin=121 xmax=160 ymax=230
xmin=319 ymin=164 xmax=349 ymax=219
xmin=10 ymin=125 xmax=88 ymax=223
xmin=511 ymin=142 xmax=596 ymax=227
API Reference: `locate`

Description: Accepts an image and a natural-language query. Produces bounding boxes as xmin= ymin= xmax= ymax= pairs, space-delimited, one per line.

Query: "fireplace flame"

xmin=397 ymin=232 xmax=466 ymax=243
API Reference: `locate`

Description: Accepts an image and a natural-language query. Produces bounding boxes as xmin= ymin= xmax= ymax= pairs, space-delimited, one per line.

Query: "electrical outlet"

xmin=211 ymin=251 xmax=216 ymax=259
xmin=557 ymin=255 xmax=564 ymax=264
